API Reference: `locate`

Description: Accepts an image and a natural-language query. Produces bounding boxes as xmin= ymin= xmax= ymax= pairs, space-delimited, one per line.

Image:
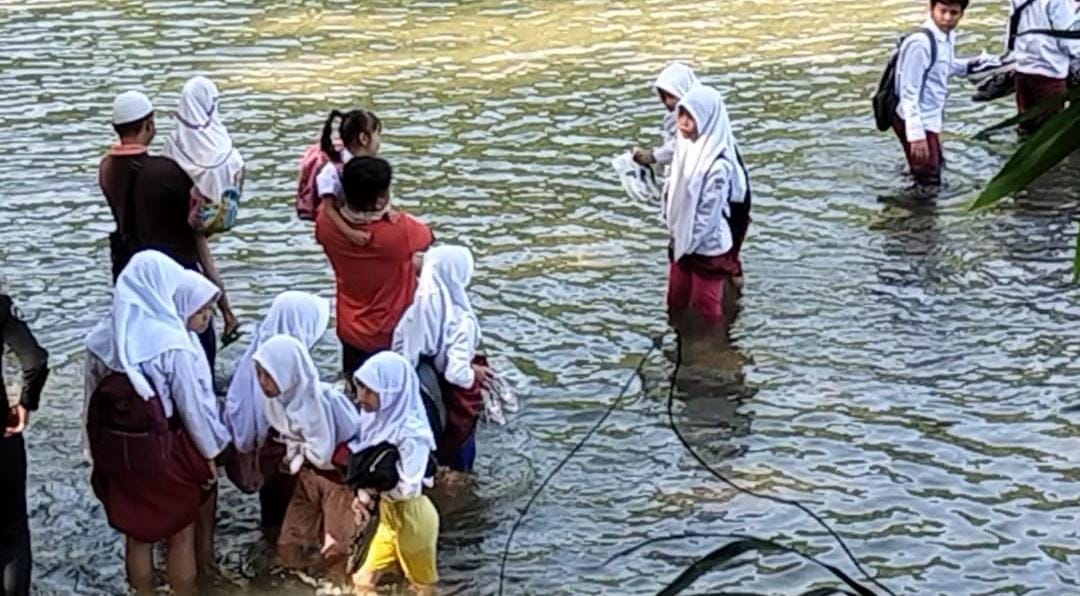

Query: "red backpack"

xmin=295 ymin=142 xmax=343 ymax=221
xmin=86 ymin=372 xmax=172 ymax=474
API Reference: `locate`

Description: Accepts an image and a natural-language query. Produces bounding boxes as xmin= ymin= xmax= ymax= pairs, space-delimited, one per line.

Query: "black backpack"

xmin=873 ymin=28 xmax=937 ymax=132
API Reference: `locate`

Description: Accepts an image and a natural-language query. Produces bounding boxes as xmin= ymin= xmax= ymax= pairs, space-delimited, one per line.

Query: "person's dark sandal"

xmin=221 ymin=325 xmax=245 ymax=348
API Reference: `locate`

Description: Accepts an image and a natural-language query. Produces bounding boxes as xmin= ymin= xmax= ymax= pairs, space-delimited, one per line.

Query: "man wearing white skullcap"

xmin=98 ymin=87 xmax=232 ymax=383
xmin=111 ymin=90 xmax=155 ymax=127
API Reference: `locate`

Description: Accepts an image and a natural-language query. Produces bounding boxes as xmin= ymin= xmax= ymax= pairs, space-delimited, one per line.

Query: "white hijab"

xmin=353 ymin=351 xmax=435 ymax=452
xmin=255 ymin=335 xmax=359 ymax=471
xmin=392 ymin=245 xmax=477 ymax=367
xmin=664 ymin=85 xmax=747 ymax=261
xmin=225 ymin=291 xmax=331 ymax=453
xmin=173 ymin=269 xmax=220 ymax=324
xmin=654 ymin=62 xmax=700 ymax=143
xmin=162 ymin=76 xmax=245 ymax=202
xmin=85 ymin=251 xmax=213 ymax=399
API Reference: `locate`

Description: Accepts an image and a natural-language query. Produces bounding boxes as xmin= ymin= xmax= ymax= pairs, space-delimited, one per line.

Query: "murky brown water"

xmin=2 ymin=0 xmax=1080 ymax=594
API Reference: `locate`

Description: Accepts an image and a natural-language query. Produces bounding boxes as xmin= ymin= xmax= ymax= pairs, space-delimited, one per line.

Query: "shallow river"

xmin=2 ymin=0 xmax=1079 ymax=594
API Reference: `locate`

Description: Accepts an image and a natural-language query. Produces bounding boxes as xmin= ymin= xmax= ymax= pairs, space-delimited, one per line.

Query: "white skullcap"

xmin=112 ymin=90 xmax=154 ymax=126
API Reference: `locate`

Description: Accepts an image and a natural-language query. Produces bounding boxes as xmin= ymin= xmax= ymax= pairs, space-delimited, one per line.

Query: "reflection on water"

xmin=3 ymin=0 xmax=1080 ymax=594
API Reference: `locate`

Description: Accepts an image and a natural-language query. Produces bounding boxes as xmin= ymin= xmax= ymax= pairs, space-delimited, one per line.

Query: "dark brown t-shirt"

xmin=99 ymin=152 xmax=199 ymax=266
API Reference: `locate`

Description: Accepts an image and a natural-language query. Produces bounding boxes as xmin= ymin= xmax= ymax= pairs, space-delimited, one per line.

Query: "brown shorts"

xmin=277 ymin=467 xmax=358 ymax=567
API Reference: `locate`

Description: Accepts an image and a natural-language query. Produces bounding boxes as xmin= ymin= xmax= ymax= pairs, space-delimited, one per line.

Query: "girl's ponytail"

xmin=321 ymin=110 xmax=342 ymax=163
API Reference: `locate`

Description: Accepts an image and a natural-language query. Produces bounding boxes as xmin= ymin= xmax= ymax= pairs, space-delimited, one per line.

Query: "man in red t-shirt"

xmin=315 ymin=156 xmax=434 ymax=379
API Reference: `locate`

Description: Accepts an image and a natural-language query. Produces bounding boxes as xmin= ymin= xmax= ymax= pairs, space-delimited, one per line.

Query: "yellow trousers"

xmin=360 ymin=495 xmax=440 ymax=585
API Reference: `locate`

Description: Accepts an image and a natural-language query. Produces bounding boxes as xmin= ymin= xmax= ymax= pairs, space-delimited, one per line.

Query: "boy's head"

xmin=342 ymin=156 xmax=392 ymax=213
xmin=930 ymin=0 xmax=967 ymax=33
xmin=111 ymin=91 xmax=156 ymax=145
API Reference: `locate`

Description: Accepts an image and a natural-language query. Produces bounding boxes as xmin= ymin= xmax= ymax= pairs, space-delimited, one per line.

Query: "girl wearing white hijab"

xmin=663 ymin=85 xmax=751 ymax=329
xmin=391 ymin=245 xmax=489 ymax=472
xmin=252 ymin=335 xmax=362 ymax=582
xmin=162 ymin=75 xmax=243 ymax=348
xmin=83 ymin=251 xmax=229 ymax=596
xmin=352 ymin=352 xmax=439 ymax=595
xmin=223 ymin=291 xmax=331 ymax=529
xmin=634 ymin=62 xmax=700 ymax=167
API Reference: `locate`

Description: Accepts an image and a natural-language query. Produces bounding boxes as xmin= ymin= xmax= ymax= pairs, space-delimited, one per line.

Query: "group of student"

xmin=2 ymin=73 xmax=506 ymax=596
xmin=0 ymin=59 xmax=757 ymax=596
xmin=889 ymin=0 xmax=1079 ymax=188
xmin=4 ymin=2 xmax=1074 ymax=594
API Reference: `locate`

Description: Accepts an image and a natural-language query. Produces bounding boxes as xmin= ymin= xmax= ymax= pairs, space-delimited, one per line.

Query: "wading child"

xmin=224 ymin=291 xmax=331 ymax=530
xmin=351 ymin=352 xmax=440 ymax=596
xmin=1009 ymin=0 xmax=1080 ymax=133
xmin=84 ymin=252 xmax=230 ymax=596
xmin=892 ymin=0 xmax=983 ymax=187
xmin=392 ymin=245 xmax=492 ymax=473
xmin=665 ymin=86 xmax=751 ymax=340
xmin=634 ymin=61 xmax=700 ymax=168
xmin=252 ymin=335 xmax=362 ymax=585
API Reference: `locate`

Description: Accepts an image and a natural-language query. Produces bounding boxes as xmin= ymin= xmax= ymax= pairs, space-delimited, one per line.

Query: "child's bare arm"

xmin=325 ymin=199 xmax=371 ymax=245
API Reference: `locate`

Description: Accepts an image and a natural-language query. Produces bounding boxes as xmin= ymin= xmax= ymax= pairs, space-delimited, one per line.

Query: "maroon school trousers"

xmin=1015 ymin=72 xmax=1068 ymax=135
xmin=891 ymin=116 xmax=942 ymax=186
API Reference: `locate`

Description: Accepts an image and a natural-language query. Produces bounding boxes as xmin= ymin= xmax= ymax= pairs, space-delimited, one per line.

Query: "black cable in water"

xmin=496 ymin=337 xmax=662 ymax=596
xmin=665 ymin=330 xmax=896 ymax=596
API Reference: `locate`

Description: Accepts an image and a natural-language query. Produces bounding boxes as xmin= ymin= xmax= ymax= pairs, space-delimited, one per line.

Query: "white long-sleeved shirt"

xmin=677 ymin=158 xmax=740 ymax=257
xmin=84 ymin=350 xmax=231 ymax=461
xmin=894 ymin=19 xmax=973 ymax=142
xmin=438 ymin=317 xmax=480 ymax=390
xmin=1010 ymin=0 xmax=1079 ymax=78
xmin=385 ymin=437 xmax=434 ymax=501
xmin=653 ymin=112 xmax=677 ymax=166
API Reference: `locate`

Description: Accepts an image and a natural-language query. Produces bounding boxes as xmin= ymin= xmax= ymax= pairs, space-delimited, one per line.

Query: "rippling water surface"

xmin=2 ymin=0 xmax=1080 ymax=594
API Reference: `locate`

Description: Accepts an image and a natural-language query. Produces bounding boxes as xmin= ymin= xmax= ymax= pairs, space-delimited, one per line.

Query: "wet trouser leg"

xmin=0 ymin=435 xmax=30 ymax=596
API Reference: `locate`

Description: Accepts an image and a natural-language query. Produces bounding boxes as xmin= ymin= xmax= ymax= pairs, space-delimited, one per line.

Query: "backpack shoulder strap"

xmin=1008 ymin=0 xmax=1042 ymax=51
xmin=918 ymin=27 xmax=938 ymax=76
xmin=123 ymin=159 xmax=144 ymax=243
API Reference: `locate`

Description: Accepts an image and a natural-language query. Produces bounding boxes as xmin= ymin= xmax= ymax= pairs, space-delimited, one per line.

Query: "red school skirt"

xmin=91 ymin=420 xmax=214 ymax=544
xmin=667 ymin=250 xmax=743 ymax=326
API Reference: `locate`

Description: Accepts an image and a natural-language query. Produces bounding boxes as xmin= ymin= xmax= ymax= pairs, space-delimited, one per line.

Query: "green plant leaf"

xmin=654 ymin=538 xmax=879 ymax=596
xmin=969 ymin=102 xmax=1080 ymax=210
xmin=1073 ymin=222 xmax=1080 ymax=283
xmin=656 ymin=539 xmax=758 ymax=596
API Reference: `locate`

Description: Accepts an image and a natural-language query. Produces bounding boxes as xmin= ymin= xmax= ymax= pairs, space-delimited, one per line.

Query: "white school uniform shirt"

xmin=84 ymin=350 xmax=232 ymax=461
xmin=665 ymin=86 xmax=747 ymax=261
xmin=1010 ymin=0 xmax=1079 ymax=79
xmin=894 ymin=19 xmax=973 ymax=142
xmin=653 ymin=114 xmax=677 ymax=166
xmin=391 ymin=245 xmax=480 ymax=390
xmin=353 ymin=352 xmax=436 ymax=502
xmin=314 ymin=148 xmax=353 ymax=202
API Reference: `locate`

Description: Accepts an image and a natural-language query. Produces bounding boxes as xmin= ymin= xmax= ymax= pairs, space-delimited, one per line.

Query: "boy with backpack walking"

xmin=880 ymin=0 xmax=986 ymax=188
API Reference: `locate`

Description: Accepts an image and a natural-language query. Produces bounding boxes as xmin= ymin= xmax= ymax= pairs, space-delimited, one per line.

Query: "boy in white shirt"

xmin=1009 ymin=0 xmax=1079 ymax=133
xmin=893 ymin=0 xmax=981 ymax=187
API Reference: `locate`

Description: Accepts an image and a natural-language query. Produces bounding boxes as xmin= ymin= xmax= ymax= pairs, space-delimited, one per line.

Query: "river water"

xmin=2 ymin=0 xmax=1079 ymax=594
